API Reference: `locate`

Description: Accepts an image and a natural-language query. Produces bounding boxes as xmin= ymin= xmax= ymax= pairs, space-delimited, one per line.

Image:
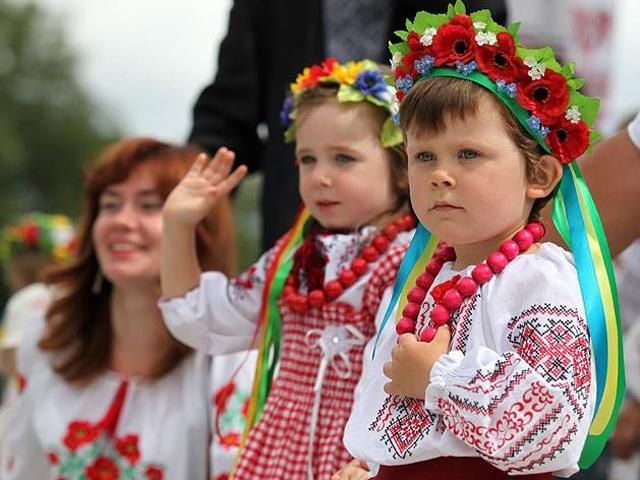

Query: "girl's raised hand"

xmin=331 ymin=459 xmax=370 ymax=480
xmin=382 ymin=326 xmax=451 ymax=399
xmin=163 ymin=147 xmax=247 ymax=227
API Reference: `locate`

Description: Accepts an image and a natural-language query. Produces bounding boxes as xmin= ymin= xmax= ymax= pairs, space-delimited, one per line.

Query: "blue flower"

xmin=395 ymin=75 xmax=413 ymax=93
xmin=455 ymin=60 xmax=477 ymax=76
xmin=354 ymin=70 xmax=388 ymax=99
xmin=496 ymin=80 xmax=517 ymax=98
xmin=414 ymin=55 xmax=435 ymax=76
xmin=526 ymin=115 xmax=550 ymax=139
xmin=280 ymin=95 xmax=294 ymax=128
xmin=526 ymin=115 xmax=542 ymax=131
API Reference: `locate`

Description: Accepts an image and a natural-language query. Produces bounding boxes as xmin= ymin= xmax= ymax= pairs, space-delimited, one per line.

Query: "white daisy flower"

xmin=524 ymin=57 xmax=546 ymax=80
xmin=565 ymin=105 xmax=582 ymax=123
xmin=420 ymin=27 xmax=437 ymax=46
xmin=475 ymin=31 xmax=497 ymax=46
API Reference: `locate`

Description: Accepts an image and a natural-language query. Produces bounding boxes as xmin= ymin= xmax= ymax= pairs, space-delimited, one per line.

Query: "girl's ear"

xmin=527 ymin=154 xmax=563 ymax=199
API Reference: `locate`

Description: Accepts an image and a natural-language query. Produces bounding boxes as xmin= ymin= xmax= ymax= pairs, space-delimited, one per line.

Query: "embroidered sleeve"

xmin=160 ymin=235 xmax=287 ymax=355
xmin=426 ymin=302 xmax=592 ymax=474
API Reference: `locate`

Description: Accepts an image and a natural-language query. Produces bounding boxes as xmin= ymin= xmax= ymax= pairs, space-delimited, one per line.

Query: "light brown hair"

xmin=296 ymin=85 xmax=410 ymax=219
xmin=399 ymin=77 xmax=552 ymax=218
xmin=39 ymin=138 xmax=236 ymax=383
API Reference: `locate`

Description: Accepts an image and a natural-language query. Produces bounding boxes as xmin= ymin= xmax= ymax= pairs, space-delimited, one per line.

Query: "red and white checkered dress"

xmin=161 ymin=227 xmax=412 ymax=480
xmin=234 ymin=243 xmax=407 ymax=479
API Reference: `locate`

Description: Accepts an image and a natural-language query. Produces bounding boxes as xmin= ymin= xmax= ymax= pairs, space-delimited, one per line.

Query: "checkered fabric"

xmin=233 ymin=244 xmax=407 ymax=479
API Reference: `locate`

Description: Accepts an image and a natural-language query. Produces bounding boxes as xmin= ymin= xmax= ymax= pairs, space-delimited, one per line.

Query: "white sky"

xmin=33 ymin=0 xmax=639 ymax=142
xmin=34 ymin=0 xmax=233 ymax=142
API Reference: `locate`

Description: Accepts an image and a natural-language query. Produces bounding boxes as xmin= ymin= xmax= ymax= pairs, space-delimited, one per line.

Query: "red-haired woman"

xmin=0 ymin=138 xmax=236 ymax=479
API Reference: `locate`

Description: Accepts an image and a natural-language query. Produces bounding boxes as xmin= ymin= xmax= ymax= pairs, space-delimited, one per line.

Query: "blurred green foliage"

xmin=0 ymin=0 xmax=118 ymax=301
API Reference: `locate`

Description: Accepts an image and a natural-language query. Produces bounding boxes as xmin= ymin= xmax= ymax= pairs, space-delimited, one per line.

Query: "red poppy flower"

xmin=85 ymin=456 xmax=119 ymax=480
xmin=546 ymin=118 xmax=590 ymax=164
xmin=115 ymin=434 xmax=140 ymax=465
xmin=47 ymin=451 xmax=59 ymax=465
xmin=63 ymin=421 xmax=99 ymax=452
xmin=516 ymin=69 xmax=569 ymax=124
xmin=431 ymin=15 xmax=476 ymax=66
xmin=475 ymin=32 xmax=527 ymax=83
xmin=144 ymin=465 xmax=164 ymax=480
xmin=19 ymin=222 xmax=39 ymax=247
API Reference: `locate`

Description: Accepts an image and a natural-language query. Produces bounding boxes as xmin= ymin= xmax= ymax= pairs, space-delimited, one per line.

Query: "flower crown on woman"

xmin=280 ymin=58 xmax=403 ymax=148
xmin=389 ymin=0 xmax=600 ymax=164
xmin=0 ymin=212 xmax=75 ymax=265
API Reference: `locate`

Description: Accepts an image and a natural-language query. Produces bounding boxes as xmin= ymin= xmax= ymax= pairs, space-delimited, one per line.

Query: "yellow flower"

xmin=329 ymin=61 xmax=364 ymax=86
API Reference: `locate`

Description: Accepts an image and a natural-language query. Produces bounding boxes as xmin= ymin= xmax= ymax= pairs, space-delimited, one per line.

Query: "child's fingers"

xmin=203 ymin=147 xmax=235 ymax=182
xmin=433 ymin=325 xmax=451 ymax=345
xmin=188 ymin=153 xmax=209 ymax=176
xmin=209 ymin=165 xmax=248 ymax=198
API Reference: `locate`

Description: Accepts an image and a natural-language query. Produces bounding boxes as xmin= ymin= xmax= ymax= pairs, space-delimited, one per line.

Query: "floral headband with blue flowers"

xmin=389 ymin=1 xmax=601 ymax=163
xmin=280 ymin=58 xmax=403 ymax=148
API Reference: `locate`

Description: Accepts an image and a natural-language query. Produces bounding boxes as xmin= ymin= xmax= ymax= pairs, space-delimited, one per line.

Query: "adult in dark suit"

xmin=189 ymin=0 xmax=507 ymax=251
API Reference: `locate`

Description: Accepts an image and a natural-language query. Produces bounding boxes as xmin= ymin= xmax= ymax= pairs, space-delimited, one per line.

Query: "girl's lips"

xmin=316 ymin=201 xmax=340 ymax=207
xmin=430 ymin=203 xmax=462 ymax=211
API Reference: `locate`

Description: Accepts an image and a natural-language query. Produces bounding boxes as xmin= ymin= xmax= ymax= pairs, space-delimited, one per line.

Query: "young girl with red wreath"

xmin=339 ymin=2 xmax=624 ymax=479
xmin=160 ymin=60 xmax=415 ymax=479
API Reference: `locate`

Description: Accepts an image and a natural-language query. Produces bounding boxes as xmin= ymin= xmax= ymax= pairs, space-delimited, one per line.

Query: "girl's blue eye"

xmin=335 ymin=153 xmax=355 ymax=164
xmin=298 ymin=155 xmax=315 ymax=165
xmin=416 ymin=151 xmax=435 ymax=162
xmin=459 ymin=149 xmax=479 ymax=160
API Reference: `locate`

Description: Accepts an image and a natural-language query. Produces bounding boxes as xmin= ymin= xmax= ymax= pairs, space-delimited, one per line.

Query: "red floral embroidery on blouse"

xmin=63 ymin=420 xmax=99 ymax=451
xmin=219 ymin=432 xmax=241 ymax=449
xmin=85 ymin=456 xmax=119 ymax=480
xmin=144 ymin=465 xmax=164 ymax=480
xmin=47 ymin=451 xmax=59 ymax=465
xmin=115 ymin=434 xmax=141 ymax=465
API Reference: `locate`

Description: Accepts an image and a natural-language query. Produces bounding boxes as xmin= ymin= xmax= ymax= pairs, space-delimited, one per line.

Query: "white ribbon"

xmin=304 ymin=324 xmax=365 ymax=480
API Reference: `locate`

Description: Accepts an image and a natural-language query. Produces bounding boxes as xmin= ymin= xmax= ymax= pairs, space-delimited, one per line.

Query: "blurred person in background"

xmin=0 ymin=138 xmax=236 ymax=479
xmin=0 ymin=213 xmax=75 ymax=383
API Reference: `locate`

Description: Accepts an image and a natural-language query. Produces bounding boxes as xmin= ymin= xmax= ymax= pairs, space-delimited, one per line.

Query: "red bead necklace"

xmin=396 ymin=221 xmax=546 ymax=342
xmin=283 ymin=214 xmax=417 ymax=313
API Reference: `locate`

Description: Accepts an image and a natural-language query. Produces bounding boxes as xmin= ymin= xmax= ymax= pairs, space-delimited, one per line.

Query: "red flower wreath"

xmin=546 ymin=117 xmax=591 ymax=164
xmin=431 ymin=14 xmax=476 ymax=66
xmin=516 ymin=69 xmax=570 ymax=124
xmin=475 ymin=32 xmax=527 ymax=83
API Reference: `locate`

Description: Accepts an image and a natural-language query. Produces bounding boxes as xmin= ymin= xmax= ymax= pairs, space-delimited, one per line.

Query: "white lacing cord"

xmin=304 ymin=325 xmax=365 ymax=480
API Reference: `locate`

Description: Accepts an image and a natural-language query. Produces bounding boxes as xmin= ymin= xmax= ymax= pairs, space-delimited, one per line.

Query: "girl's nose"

xmin=430 ymin=168 xmax=456 ymax=188
xmin=313 ymin=165 xmax=333 ymax=187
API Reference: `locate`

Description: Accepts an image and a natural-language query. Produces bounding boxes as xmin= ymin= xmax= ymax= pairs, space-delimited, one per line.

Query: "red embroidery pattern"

xmin=370 ymin=396 xmax=436 ymax=459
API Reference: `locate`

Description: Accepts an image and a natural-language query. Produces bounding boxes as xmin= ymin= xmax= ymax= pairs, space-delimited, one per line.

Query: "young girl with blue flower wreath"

xmin=160 ymin=59 xmax=416 ymax=479
xmin=340 ymin=2 xmax=624 ymax=479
